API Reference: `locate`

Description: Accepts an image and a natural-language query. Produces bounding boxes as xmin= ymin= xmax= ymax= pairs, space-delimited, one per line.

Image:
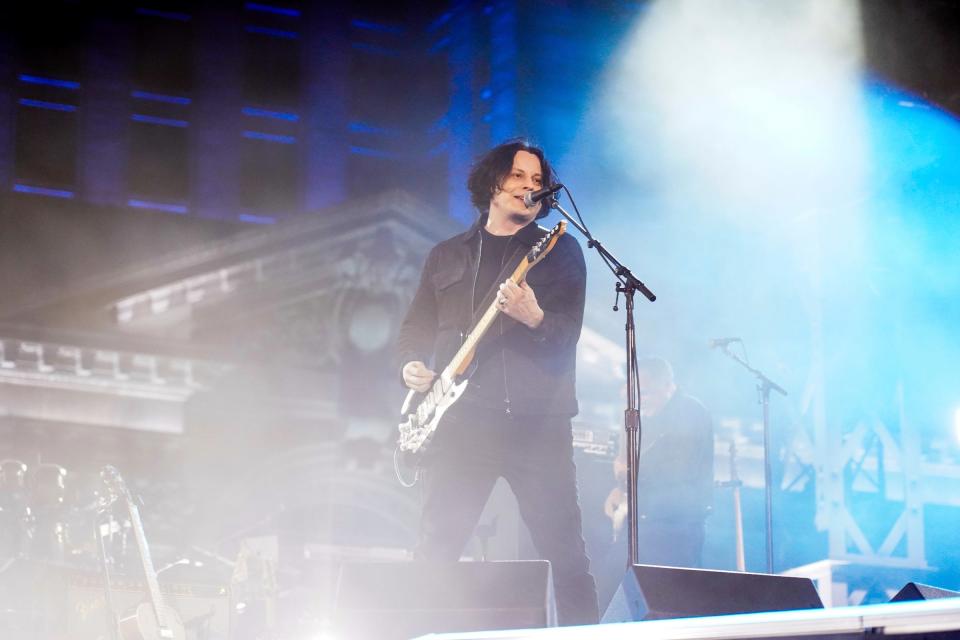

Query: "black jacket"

xmin=397 ymin=217 xmax=586 ymax=416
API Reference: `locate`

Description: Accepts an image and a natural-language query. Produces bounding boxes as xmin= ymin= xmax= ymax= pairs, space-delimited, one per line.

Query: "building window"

xmin=132 ymin=4 xmax=195 ymax=95
xmin=242 ymin=3 xmax=303 ymax=108
xmin=127 ymin=118 xmax=190 ymax=207
xmin=239 ymin=135 xmax=299 ymax=215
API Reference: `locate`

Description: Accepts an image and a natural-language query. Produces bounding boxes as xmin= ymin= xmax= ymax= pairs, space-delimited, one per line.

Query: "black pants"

xmin=415 ymin=407 xmax=600 ymax=626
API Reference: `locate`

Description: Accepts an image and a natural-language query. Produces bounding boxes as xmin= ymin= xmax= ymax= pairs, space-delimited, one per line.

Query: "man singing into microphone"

xmin=397 ymin=140 xmax=599 ymax=625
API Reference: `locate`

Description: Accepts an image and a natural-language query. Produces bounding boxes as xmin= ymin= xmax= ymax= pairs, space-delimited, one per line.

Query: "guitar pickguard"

xmin=398 ymin=375 xmax=469 ymax=453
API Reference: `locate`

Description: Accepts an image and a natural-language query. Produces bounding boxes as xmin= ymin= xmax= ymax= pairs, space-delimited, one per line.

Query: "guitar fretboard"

xmin=127 ymin=501 xmax=171 ymax=632
xmin=443 ymin=286 xmax=509 ymax=379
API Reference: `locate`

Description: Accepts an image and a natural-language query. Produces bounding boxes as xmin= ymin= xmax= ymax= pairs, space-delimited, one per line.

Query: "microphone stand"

xmin=94 ymin=503 xmax=124 ymax=640
xmin=547 ymin=197 xmax=655 ymax=567
xmin=716 ymin=343 xmax=786 ymax=574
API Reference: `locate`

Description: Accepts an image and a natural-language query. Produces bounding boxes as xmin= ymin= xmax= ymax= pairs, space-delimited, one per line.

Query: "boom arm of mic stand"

xmin=717 ymin=345 xmax=787 ymax=397
xmin=550 ymin=200 xmax=656 ymax=302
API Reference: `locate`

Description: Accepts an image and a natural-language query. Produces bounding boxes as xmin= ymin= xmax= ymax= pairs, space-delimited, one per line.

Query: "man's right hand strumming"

xmin=402 ymin=361 xmax=436 ymax=393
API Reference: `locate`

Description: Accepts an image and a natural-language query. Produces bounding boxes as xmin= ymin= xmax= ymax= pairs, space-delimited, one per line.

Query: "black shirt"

xmin=461 ymin=228 xmax=516 ymax=412
xmin=473 ymin=228 xmax=514 ymax=309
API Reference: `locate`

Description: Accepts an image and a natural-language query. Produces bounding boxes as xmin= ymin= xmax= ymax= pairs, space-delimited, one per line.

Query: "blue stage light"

xmin=242 ymin=107 xmax=299 ymax=122
xmin=131 ymin=90 xmax=192 ymax=105
xmin=18 ymin=74 xmax=80 ymax=90
xmin=245 ymin=2 xmax=300 ymax=18
xmin=243 ymin=131 xmax=296 ymax=144
xmin=18 ymin=99 xmax=77 ymax=112
xmin=13 ymin=184 xmax=74 ymax=199
xmin=128 ymin=199 xmax=188 ymax=214
xmin=131 ymin=114 xmax=189 ymax=127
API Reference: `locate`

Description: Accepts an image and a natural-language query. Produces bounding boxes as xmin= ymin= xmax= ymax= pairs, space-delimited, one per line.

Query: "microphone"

xmin=708 ymin=337 xmax=741 ymax=348
xmin=523 ymin=183 xmax=563 ymax=208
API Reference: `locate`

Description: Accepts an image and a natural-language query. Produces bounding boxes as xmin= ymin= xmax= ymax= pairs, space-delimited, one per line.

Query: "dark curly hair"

xmin=467 ymin=139 xmax=556 ymax=220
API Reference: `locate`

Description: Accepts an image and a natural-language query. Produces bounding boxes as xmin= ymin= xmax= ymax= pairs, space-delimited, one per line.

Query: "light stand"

xmin=548 ymin=196 xmax=655 ymax=566
xmin=716 ymin=343 xmax=786 ymax=573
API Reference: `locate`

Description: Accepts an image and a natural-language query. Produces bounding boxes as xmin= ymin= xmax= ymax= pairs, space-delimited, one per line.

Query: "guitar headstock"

xmin=526 ymin=220 xmax=567 ymax=268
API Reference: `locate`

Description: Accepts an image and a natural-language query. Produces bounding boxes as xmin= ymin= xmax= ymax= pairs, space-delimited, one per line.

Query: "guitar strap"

xmin=465 ymin=240 xmax=537 ymax=371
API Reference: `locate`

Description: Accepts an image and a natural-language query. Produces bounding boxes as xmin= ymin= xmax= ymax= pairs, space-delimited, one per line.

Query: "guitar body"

xmin=119 ymin=602 xmax=185 ymax=640
xmin=398 ymin=374 xmax=469 ymax=453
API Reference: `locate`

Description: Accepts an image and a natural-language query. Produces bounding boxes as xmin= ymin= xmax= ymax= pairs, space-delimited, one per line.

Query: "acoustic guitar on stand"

xmin=100 ymin=466 xmax=185 ymax=640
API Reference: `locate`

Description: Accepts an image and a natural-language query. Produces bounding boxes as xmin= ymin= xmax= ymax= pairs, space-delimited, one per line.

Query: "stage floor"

xmin=416 ymin=597 xmax=960 ymax=640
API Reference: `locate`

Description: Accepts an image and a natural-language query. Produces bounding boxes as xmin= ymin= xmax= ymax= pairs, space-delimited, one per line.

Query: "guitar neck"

xmin=126 ymin=501 xmax=170 ymax=632
xmin=443 ymin=259 xmax=529 ymax=378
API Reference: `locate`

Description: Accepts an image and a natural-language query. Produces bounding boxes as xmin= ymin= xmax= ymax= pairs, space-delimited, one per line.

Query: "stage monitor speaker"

xmin=602 ymin=564 xmax=823 ymax=622
xmin=890 ymin=582 xmax=960 ymax=602
xmin=334 ymin=560 xmax=555 ymax=640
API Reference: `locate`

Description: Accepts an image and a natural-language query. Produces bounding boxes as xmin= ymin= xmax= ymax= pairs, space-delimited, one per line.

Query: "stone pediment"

xmin=3 ymin=190 xmax=459 ymax=339
xmin=0 ymin=190 xmax=460 ymax=433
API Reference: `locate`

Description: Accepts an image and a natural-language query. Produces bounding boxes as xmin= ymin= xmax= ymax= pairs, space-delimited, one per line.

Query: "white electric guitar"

xmin=397 ymin=220 xmax=567 ymax=455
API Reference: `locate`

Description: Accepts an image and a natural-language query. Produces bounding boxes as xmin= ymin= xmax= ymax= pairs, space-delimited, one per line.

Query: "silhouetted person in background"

xmin=600 ymin=356 xmax=714 ymax=606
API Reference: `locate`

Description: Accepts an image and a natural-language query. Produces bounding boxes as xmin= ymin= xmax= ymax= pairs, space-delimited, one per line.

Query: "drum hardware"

xmin=31 ymin=463 xmax=105 ymax=566
xmin=0 ymin=459 xmax=32 ymax=558
xmin=0 ymin=459 xmax=29 ymax=492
